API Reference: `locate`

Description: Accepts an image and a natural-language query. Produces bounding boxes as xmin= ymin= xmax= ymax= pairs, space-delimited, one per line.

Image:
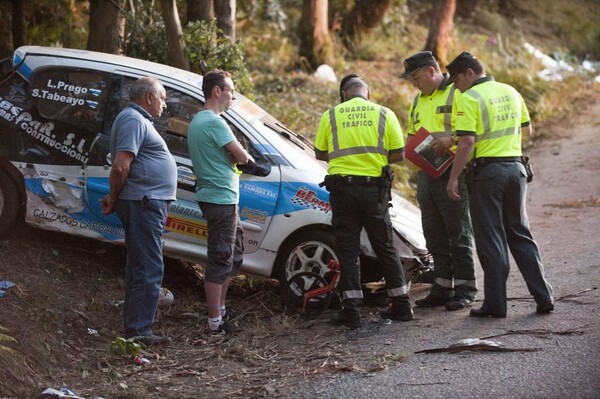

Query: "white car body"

xmin=0 ymin=46 xmax=430 ymax=284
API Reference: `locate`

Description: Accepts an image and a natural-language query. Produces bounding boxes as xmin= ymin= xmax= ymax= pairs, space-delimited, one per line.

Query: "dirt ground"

xmin=1 ymin=99 xmax=600 ymax=399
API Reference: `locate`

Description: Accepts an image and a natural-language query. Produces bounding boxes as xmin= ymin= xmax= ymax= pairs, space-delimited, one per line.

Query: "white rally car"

xmin=0 ymin=46 xmax=431 ymax=286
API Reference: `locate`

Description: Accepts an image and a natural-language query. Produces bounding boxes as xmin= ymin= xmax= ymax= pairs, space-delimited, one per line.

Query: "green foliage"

xmin=122 ymin=8 xmax=170 ymax=65
xmin=184 ymin=20 xmax=253 ymax=96
xmin=24 ymin=0 xmax=88 ymax=49
xmin=0 ymin=325 xmax=17 ymax=354
xmin=112 ymin=336 xmax=141 ymax=357
xmin=122 ymin=7 xmax=253 ymax=97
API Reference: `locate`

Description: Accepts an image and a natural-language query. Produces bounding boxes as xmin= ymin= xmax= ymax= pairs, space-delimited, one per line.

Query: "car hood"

xmin=389 ymin=191 xmax=427 ymax=252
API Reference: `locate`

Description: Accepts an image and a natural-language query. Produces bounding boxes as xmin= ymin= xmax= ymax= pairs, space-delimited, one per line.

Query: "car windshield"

xmin=230 ymin=94 xmax=325 ymax=171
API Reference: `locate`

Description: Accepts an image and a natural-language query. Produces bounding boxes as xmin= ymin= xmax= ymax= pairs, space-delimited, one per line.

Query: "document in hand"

xmin=405 ymin=127 xmax=454 ymax=179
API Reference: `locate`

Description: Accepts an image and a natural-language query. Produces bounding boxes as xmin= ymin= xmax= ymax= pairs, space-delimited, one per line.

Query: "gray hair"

xmin=129 ymin=77 xmax=162 ymax=101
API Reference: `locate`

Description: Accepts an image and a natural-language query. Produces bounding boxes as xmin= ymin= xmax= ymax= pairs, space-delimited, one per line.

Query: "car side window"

xmin=31 ymin=67 xmax=110 ymax=133
xmin=104 ymin=76 xmax=261 ymax=162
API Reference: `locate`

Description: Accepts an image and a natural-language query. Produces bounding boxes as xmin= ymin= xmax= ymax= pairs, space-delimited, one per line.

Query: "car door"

xmin=84 ymin=73 xmax=280 ymax=262
xmin=11 ymin=65 xmax=112 ymax=236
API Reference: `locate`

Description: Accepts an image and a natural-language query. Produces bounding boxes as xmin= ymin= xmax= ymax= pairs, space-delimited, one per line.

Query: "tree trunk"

xmin=214 ymin=0 xmax=236 ymax=41
xmin=160 ymin=0 xmax=190 ymax=70
xmin=342 ymin=0 xmax=392 ymax=46
xmin=188 ymin=0 xmax=213 ymax=22
xmin=87 ymin=0 xmax=125 ymax=54
xmin=298 ymin=0 xmax=334 ymax=70
xmin=11 ymin=0 xmax=25 ymax=50
xmin=424 ymin=0 xmax=456 ymax=67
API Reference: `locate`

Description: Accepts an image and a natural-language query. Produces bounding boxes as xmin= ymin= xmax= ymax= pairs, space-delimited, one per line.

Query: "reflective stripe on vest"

xmin=327 ymin=107 xmax=388 ymax=160
xmin=410 ymin=85 xmax=456 ymax=138
xmin=466 ymin=88 xmax=520 ymax=142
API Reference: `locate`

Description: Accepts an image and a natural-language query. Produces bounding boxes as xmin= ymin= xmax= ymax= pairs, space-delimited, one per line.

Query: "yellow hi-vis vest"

xmin=407 ymin=79 xmax=458 ymax=141
xmin=314 ymin=96 xmax=404 ymax=176
xmin=455 ymin=77 xmax=530 ymax=158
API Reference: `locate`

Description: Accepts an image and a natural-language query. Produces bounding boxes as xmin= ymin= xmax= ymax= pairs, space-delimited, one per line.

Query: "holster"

xmin=521 ymin=156 xmax=534 ymax=183
xmin=380 ymin=165 xmax=394 ymax=204
xmin=319 ymin=174 xmax=341 ymax=192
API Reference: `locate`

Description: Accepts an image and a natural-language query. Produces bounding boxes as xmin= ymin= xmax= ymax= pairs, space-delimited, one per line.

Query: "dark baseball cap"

xmin=400 ymin=51 xmax=437 ymax=78
xmin=446 ymin=51 xmax=480 ymax=82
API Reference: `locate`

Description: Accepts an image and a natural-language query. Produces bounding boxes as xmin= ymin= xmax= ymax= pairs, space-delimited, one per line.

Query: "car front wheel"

xmin=278 ymin=230 xmax=338 ymax=285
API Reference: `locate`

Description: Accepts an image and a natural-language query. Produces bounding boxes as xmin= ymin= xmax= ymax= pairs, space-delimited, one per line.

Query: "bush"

xmin=123 ymin=9 xmax=252 ymax=96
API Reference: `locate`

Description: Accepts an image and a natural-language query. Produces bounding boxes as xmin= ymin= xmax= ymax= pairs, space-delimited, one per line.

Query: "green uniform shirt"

xmin=315 ymin=96 xmax=404 ymax=176
xmin=455 ymin=76 xmax=530 ymax=158
xmin=407 ymin=76 xmax=459 ymax=140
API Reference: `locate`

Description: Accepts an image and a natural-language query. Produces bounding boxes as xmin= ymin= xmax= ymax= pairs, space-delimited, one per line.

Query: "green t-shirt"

xmin=187 ymin=109 xmax=239 ymax=205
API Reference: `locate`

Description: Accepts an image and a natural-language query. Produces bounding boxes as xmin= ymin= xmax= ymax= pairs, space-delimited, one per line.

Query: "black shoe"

xmin=469 ymin=308 xmax=506 ymax=318
xmin=130 ymin=334 xmax=171 ymax=346
xmin=536 ymin=302 xmax=554 ymax=314
xmin=210 ymin=320 xmax=237 ymax=335
xmin=445 ymin=297 xmax=474 ymax=311
xmin=222 ymin=308 xmax=237 ymax=321
xmin=331 ymin=309 xmax=362 ymax=328
xmin=415 ymin=295 xmax=449 ymax=308
xmin=380 ymin=306 xmax=415 ymax=321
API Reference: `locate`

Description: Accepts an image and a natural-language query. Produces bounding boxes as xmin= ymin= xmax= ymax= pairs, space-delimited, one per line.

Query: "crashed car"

xmin=0 ymin=46 xmax=431 ymax=286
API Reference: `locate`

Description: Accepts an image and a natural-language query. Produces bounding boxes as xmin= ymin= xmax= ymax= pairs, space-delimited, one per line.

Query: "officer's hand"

xmin=446 ymin=178 xmax=461 ymax=201
xmin=432 ymin=137 xmax=452 ymax=156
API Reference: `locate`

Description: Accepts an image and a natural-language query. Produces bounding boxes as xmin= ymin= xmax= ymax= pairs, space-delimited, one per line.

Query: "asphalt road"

xmin=282 ymin=102 xmax=600 ymax=399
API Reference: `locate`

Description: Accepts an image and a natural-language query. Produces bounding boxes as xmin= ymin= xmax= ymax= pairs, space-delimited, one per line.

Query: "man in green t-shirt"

xmin=188 ymin=70 xmax=252 ymax=334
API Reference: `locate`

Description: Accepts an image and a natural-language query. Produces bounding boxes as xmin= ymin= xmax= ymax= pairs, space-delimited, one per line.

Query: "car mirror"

xmin=237 ymin=159 xmax=271 ymax=177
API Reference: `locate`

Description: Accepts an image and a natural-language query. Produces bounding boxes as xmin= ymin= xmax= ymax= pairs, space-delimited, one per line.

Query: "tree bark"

xmin=342 ymin=0 xmax=392 ymax=46
xmin=424 ymin=0 xmax=456 ymax=67
xmin=161 ymin=0 xmax=190 ymax=70
xmin=214 ymin=0 xmax=236 ymax=41
xmin=298 ymin=0 xmax=334 ymax=70
xmin=87 ymin=0 xmax=125 ymax=54
xmin=11 ymin=0 xmax=25 ymax=50
xmin=188 ymin=0 xmax=214 ymax=22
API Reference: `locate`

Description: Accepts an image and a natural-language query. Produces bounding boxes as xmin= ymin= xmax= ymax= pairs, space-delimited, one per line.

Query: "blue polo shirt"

xmin=110 ymin=103 xmax=177 ymax=200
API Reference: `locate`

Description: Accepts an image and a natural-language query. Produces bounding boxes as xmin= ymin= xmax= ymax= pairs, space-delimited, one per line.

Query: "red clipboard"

xmin=405 ymin=127 xmax=454 ymax=178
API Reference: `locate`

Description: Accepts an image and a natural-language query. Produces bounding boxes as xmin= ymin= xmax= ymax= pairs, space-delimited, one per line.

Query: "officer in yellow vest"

xmin=401 ymin=51 xmax=477 ymax=311
xmin=446 ymin=52 xmax=554 ymax=318
xmin=314 ymin=74 xmax=414 ymax=328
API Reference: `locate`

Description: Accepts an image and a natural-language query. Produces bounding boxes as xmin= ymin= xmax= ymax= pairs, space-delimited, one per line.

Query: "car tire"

xmin=0 ymin=168 xmax=19 ymax=237
xmin=278 ymin=230 xmax=338 ymax=285
xmin=283 ymin=272 xmax=331 ymax=317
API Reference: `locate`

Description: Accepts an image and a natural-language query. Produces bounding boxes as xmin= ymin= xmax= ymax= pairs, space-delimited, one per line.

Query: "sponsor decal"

xmin=169 ymin=203 xmax=202 ymax=219
xmin=290 ymin=186 xmax=331 ymax=213
xmin=32 ymin=208 xmax=125 ymax=237
xmin=240 ymin=182 xmax=277 ymax=199
xmin=0 ymin=95 xmax=89 ymax=162
xmin=6 ymin=81 xmax=26 ymax=102
xmin=166 ymin=215 xmax=207 ymax=239
xmin=240 ymin=206 xmax=268 ymax=225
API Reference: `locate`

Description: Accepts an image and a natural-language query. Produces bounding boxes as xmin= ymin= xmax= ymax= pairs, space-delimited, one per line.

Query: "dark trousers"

xmin=417 ymin=169 xmax=477 ymax=300
xmin=329 ymin=183 xmax=409 ymax=310
xmin=469 ymin=162 xmax=553 ymax=315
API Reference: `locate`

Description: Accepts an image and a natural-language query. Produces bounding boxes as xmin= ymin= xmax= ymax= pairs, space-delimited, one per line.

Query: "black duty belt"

xmin=475 ymin=156 xmax=521 ymax=168
xmin=340 ymin=175 xmax=382 ymax=185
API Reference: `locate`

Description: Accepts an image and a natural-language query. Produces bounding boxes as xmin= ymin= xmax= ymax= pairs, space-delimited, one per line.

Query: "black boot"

xmin=380 ymin=295 xmax=414 ymax=322
xmin=331 ymin=299 xmax=362 ymax=328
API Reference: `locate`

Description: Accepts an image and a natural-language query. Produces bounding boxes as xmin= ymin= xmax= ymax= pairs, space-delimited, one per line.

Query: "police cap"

xmin=446 ymin=51 xmax=481 ymax=82
xmin=400 ymin=51 xmax=437 ymax=79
